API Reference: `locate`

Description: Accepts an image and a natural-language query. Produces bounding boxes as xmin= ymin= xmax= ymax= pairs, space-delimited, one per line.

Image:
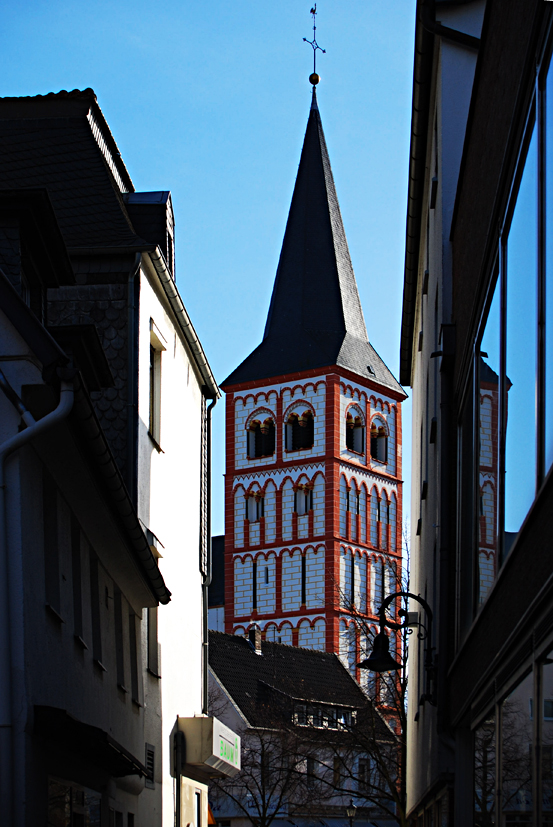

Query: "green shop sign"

xmin=219 ymin=736 xmax=239 ymax=767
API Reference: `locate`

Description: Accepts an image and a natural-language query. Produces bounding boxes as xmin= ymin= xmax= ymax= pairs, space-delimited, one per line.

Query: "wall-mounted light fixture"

xmin=357 ymin=591 xmax=436 ymax=707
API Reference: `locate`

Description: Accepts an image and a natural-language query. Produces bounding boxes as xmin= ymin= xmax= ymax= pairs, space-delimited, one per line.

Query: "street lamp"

xmin=346 ymin=798 xmax=357 ymax=827
xmin=357 ymin=591 xmax=436 ymax=706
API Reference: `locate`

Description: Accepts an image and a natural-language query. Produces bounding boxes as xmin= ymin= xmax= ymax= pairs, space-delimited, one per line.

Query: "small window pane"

xmin=501 ymin=672 xmax=533 ymax=822
xmin=546 ymin=65 xmax=553 ymax=475
xmin=477 ymin=280 xmax=500 ymax=606
xmin=504 ymin=127 xmax=538 ymax=546
xmin=542 ymin=657 xmax=553 ymax=824
xmin=474 ymin=715 xmax=496 ymax=826
xmin=458 ymin=375 xmax=475 ymax=636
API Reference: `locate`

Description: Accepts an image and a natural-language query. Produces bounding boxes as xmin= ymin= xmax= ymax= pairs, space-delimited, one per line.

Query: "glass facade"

xmin=472 ymin=654 xmax=553 ymax=825
xmin=504 ymin=129 xmax=538 ymax=546
xmin=477 ymin=280 xmax=501 ymax=606
xmin=460 ymin=43 xmax=553 ymax=619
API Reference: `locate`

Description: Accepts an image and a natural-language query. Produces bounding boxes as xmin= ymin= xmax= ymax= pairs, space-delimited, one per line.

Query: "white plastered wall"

xmin=137 ymin=264 xmax=206 ymax=826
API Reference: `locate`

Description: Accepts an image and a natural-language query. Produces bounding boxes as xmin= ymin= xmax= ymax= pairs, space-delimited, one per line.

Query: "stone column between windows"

xmin=325 ymin=373 xmax=341 ymax=654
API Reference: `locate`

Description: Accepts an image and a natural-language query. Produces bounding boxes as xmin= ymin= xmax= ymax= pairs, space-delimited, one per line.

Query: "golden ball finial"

xmin=309 ymin=72 xmax=320 ymax=86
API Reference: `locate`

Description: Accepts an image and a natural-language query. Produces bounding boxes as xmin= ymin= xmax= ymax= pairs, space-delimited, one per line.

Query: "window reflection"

xmin=474 ymin=715 xmax=496 ymax=826
xmin=478 ymin=281 xmax=500 ymax=605
xmin=543 ymin=657 xmax=553 ymax=824
xmin=504 ymin=128 xmax=538 ymax=545
xmin=501 ymin=672 xmax=533 ymax=823
xmin=546 ymin=67 xmax=553 ymax=475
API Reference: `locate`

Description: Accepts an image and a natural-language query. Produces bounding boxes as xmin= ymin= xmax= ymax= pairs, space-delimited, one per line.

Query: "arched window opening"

xmin=247 ymin=418 xmax=275 ymax=458
xmin=370 ymin=421 xmax=388 ymax=463
xmin=346 ymin=411 xmax=365 ymax=453
xmin=294 ymin=484 xmax=313 ymax=516
xmin=245 ymin=494 xmax=264 ymax=522
xmin=286 ymin=410 xmax=314 ymax=451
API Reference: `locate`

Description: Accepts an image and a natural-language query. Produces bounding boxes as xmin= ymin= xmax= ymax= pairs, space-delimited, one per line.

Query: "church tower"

xmin=221 ymin=88 xmax=406 ymax=683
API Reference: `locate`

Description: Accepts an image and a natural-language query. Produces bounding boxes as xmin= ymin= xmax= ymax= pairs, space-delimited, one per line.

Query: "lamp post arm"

xmin=378 ymin=590 xmax=433 ymax=637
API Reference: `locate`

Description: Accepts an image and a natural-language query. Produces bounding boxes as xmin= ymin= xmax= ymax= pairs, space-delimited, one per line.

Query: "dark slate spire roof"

xmin=223 ymin=90 xmax=404 ymax=396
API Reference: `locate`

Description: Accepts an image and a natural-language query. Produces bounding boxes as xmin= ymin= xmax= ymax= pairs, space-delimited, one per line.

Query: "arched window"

xmin=286 ymin=410 xmax=314 ymax=451
xmin=370 ymin=419 xmax=388 ymax=463
xmin=247 ymin=418 xmax=275 ymax=458
xmin=245 ymin=493 xmax=264 ymax=522
xmin=346 ymin=410 xmax=365 ymax=453
xmin=294 ymin=484 xmax=313 ymax=516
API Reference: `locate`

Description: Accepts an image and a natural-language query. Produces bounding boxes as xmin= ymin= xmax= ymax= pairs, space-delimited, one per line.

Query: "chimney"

xmin=248 ymin=625 xmax=262 ymax=655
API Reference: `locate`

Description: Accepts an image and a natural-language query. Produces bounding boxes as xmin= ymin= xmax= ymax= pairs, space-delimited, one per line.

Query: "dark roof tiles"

xmin=0 ymin=114 xmax=149 ymax=250
xmin=209 ymin=630 xmax=369 ymax=728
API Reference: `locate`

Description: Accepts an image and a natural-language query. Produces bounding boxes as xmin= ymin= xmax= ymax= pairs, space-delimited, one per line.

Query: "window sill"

xmin=74 ymin=634 xmax=88 ymax=650
xmin=346 ymin=448 xmax=365 ymax=457
xmin=45 ymin=604 xmax=65 ymax=623
xmin=94 ymin=659 xmax=107 ymax=673
xmin=131 ymin=697 xmax=143 ymax=709
xmin=247 ymin=454 xmax=275 ymax=460
xmin=147 ymin=667 xmax=161 ymax=679
xmin=284 ymin=447 xmax=314 ymax=453
xmin=370 ymin=457 xmax=387 ymax=465
xmin=117 ymin=683 xmax=129 ymax=694
xmin=148 ymin=432 xmax=164 ymax=453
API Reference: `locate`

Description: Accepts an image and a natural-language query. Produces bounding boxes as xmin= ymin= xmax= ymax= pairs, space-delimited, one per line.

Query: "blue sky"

xmin=2 ymin=1 xmax=415 ymax=534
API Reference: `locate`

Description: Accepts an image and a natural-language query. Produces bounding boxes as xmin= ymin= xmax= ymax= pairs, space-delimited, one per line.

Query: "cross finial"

xmin=303 ymin=4 xmax=325 ymax=86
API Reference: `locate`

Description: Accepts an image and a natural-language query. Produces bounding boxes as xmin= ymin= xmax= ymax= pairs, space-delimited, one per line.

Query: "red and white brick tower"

xmin=221 ymin=89 xmax=406 ymax=684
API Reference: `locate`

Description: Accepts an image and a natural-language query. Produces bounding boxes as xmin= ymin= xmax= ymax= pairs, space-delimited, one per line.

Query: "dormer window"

xmin=370 ymin=421 xmax=388 ymax=463
xmin=247 ymin=418 xmax=275 ymax=459
xmin=346 ymin=411 xmax=365 ymax=453
xmin=286 ymin=410 xmax=314 ymax=451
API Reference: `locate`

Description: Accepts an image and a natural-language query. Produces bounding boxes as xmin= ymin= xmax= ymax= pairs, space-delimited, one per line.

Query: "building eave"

xmin=146 ymin=248 xmax=220 ymax=399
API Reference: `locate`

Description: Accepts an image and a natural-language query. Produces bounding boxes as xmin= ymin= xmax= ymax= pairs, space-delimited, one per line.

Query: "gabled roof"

xmin=223 ymin=91 xmax=404 ymax=397
xmin=0 ymin=90 xmax=152 ymax=251
xmin=209 ymin=630 xmax=370 ymax=728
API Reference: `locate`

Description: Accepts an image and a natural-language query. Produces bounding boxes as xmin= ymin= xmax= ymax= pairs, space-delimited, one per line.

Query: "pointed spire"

xmin=223 ymin=98 xmax=403 ymax=395
xmin=311 ymin=87 xmax=319 ymax=111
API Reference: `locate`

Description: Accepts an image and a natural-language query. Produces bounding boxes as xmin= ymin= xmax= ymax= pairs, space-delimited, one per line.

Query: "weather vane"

xmin=303 ymin=5 xmax=325 ymax=86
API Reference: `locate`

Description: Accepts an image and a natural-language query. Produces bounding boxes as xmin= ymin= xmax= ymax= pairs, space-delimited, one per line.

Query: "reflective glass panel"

xmin=458 ymin=375 xmax=475 ymax=636
xmin=546 ymin=66 xmax=553 ymax=474
xmin=478 ymin=280 xmax=501 ymax=605
xmin=504 ymin=127 xmax=538 ymax=548
xmin=501 ymin=672 xmax=533 ymax=823
xmin=542 ymin=656 xmax=553 ymax=824
xmin=474 ymin=715 xmax=496 ymax=826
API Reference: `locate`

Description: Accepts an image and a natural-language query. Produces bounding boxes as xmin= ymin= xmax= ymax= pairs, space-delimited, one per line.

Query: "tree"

xmin=328 ymin=522 xmax=412 ymax=826
xmin=208 ymin=682 xmax=336 ymax=827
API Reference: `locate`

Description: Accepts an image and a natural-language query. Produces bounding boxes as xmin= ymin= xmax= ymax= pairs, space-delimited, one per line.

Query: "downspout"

xmin=0 ymin=369 xmax=74 ymax=822
xmin=202 ymin=395 xmax=217 ymax=715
